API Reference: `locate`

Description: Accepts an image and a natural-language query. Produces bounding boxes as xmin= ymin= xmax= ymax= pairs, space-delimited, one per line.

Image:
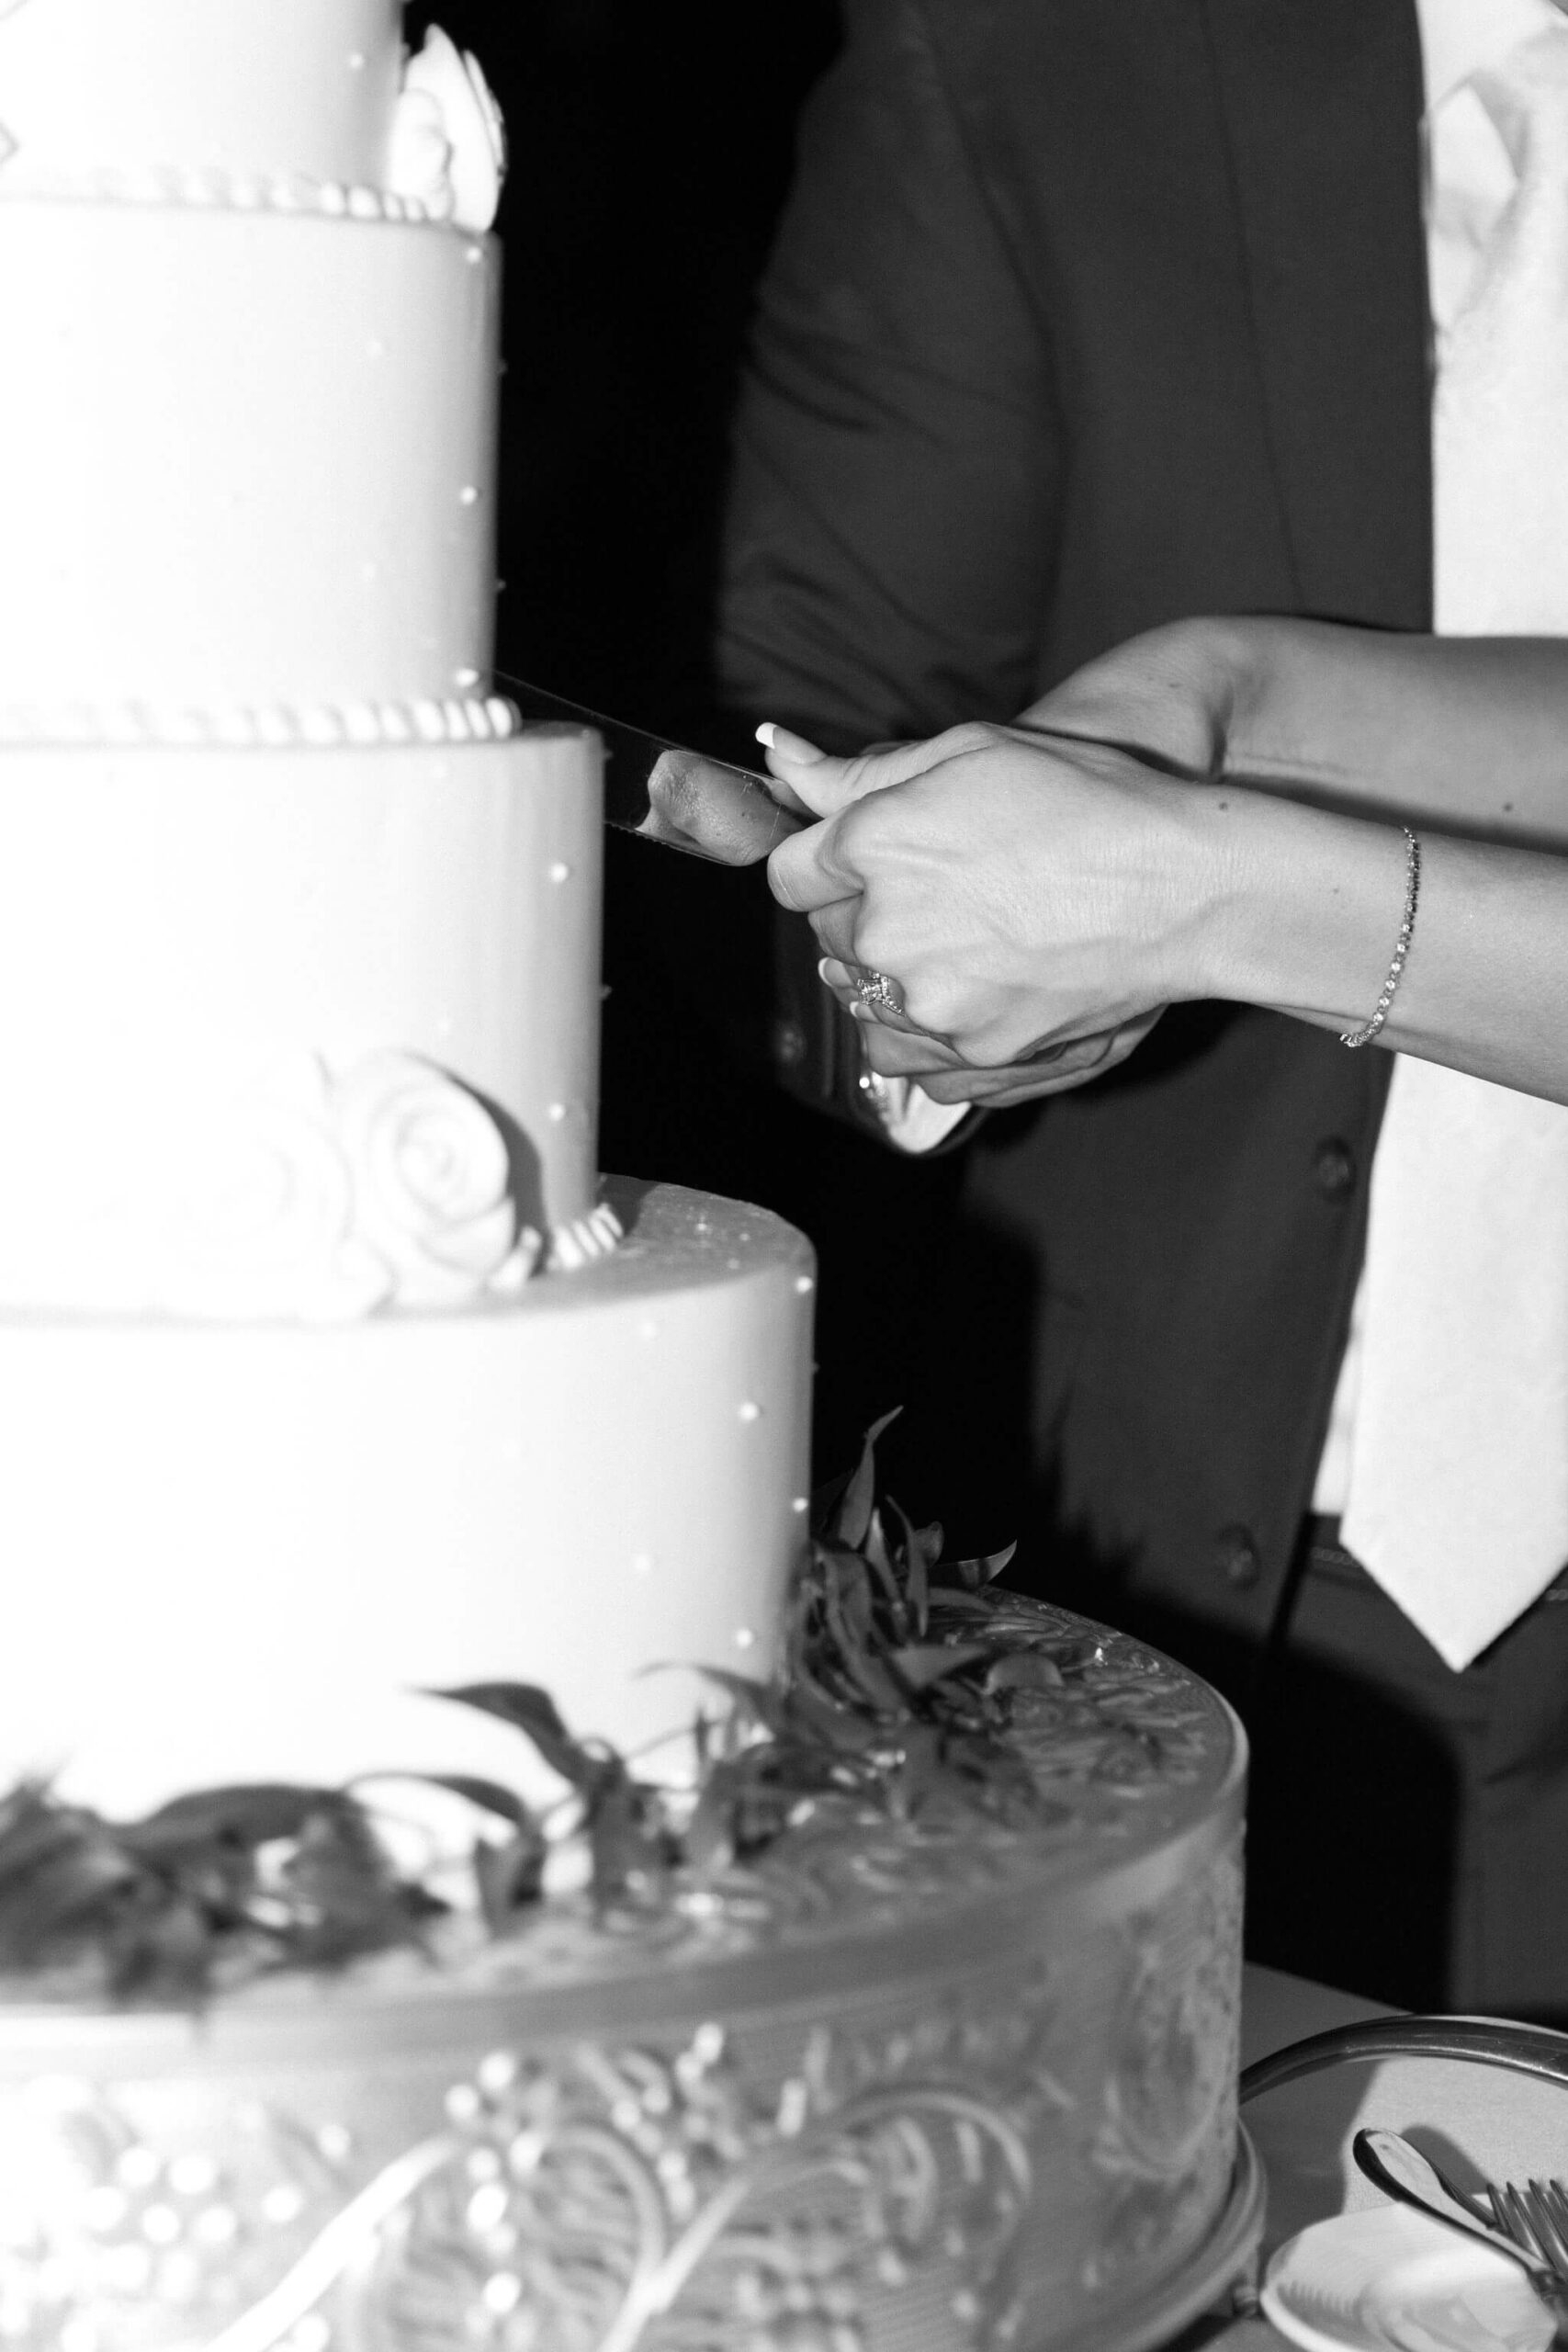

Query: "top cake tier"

xmin=0 ymin=5 xmax=513 ymax=728
xmin=0 ymin=1 xmax=500 ymax=217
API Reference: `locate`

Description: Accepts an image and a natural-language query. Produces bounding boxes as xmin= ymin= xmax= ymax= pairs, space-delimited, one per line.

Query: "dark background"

xmin=402 ymin=3 xmax=981 ymax=1509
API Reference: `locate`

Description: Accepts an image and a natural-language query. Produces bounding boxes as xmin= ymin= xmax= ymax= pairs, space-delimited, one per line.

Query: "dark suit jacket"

xmin=717 ymin=0 xmax=1433 ymax=1651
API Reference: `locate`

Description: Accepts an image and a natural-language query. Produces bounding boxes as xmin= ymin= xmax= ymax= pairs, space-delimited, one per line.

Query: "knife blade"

xmin=498 ymin=674 xmax=807 ymax=865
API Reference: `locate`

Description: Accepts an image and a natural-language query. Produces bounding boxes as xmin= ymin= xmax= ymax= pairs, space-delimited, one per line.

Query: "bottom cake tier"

xmin=0 ymin=1605 xmax=1247 ymax=2352
xmin=0 ymin=1178 xmax=815 ymax=1814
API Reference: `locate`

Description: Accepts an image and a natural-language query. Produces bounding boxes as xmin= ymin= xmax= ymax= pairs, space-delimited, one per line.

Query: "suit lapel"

xmin=1200 ymin=0 xmax=1434 ymax=628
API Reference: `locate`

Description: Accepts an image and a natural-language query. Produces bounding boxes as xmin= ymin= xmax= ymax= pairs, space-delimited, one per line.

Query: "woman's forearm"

xmin=1191 ymin=786 xmax=1568 ymax=1099
xmin=1030 ymin=618 xmax=1568 ymax=847
xmin=1221 ymin=621 xmax=1568 ymax=848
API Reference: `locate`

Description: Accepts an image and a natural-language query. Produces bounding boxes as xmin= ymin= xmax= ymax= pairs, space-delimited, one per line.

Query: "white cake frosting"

xmin=0 ymin=732 xmax=607 ymax=1305
xmin=0 ymin=2 xmax=502 ymax=224
xmin=0 ymin=1181 xmax=816 ymax=1818
xmin=0 ymin=5 xmax=817 ymax=1784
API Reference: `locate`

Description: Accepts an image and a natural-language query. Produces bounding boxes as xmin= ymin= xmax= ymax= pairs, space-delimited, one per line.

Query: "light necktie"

xmin=1337 ymin=26 xmax=1568 ymax=1671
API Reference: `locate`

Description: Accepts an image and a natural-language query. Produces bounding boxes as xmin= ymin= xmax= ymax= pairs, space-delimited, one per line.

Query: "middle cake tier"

xmin=0 ymin=727 xmax=609 ymax=1309
xmin=0 ymin=198 xmax=499 ymax=718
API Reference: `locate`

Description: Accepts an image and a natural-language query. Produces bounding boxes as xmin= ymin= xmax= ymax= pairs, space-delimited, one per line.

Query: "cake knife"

xmin=499 ymin=675 xmax=807 ymax=865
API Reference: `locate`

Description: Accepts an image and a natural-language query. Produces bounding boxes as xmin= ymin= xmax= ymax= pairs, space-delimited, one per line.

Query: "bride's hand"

xmin=764 ymin=720 xmax=1221 ymax=1070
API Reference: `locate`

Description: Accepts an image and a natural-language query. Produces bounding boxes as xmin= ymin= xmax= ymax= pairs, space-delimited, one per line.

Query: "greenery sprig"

xmin=0 ymin=1417 xmax=1070 ymax=2005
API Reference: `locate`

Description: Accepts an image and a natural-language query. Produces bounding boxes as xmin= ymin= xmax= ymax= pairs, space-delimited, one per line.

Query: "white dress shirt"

xmin=1313 ymin=0 xmax=1568 ymax=1532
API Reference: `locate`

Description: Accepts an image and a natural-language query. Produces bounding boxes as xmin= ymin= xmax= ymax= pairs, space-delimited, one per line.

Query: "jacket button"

xmin=1215 ymin=1523 xmax=1261 ymax=1589
xmin=1314 ymin=1137 xmax=1357 ymax=1200
xmin=773 ymin=1019 xmax=807 ymax=1070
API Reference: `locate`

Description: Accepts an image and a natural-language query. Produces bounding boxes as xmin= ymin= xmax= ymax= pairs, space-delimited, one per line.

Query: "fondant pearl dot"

xmin=193 ymin=2205 xmax=239 ymax=2246
xmin=483 ymin=2273 xmax=524 ymax=2315
xmin=446 ymin=2084 xmax=482 ymax=2123
xmin=261 ymin=2184 xmax=304 ymax=2226
xmin=317 ymin=2123 xmax=354 ymax=2165
xmin=793 ymin=1496 xmax=809 ymax=1514
xmin=734 ymin=1626 xmax=757 ymax=1650
xmin=478 ymin=2049 xmax=518 ymax=2096
xmin=467 ymin=2184 xmax=511 ymax=2234
xmin=739 ymin=1400 xmax=761 ymax=1423
xmin=547 ymin=1102 xmax=568 ymax=1124
xmin=548 ymin=860 xmax=571 ymax=884
xmin=455 ymin=666 xmax=480 ymax=688
xmin=347 ymin=49 xmax=367 ymax=69
xmin=459 ymin=483 xmax=479 ymax=506
xmin=321 ymin=182 xmax=348 ymax=215
xmin=117 ymin=2147 xmax=162 ymax=2189
xmin=141 ymin=2205 xmax=181 ymax=2246
xmin=795 ymin=1274 xmax=815 ymax=1295
xmin=467 ymin=243 xmax=485 ymax=265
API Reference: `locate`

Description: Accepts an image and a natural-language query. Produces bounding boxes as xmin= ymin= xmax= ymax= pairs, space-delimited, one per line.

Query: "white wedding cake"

xmin=0 ymin=13 xmax=1253 ymax=2350
xmin=0 ymin=0 xmax=816 ymax=1813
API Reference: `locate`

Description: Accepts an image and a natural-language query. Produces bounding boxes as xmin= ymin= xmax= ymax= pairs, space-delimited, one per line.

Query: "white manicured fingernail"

xmin=759 ymin=722 xmax=824 ymax=763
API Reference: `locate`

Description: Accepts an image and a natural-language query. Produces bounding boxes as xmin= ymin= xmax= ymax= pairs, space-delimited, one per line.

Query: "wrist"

xmin=1190 ymin=789 xmax=1414 ymax=1023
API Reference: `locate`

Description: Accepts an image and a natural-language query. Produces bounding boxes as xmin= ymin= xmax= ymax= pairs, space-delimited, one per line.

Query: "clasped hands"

xmin=761 ymin=621 xmax=1247 ymax=1109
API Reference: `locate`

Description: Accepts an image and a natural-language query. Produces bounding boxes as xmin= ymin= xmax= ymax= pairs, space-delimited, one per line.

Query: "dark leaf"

xmin=126 ymin=1784 xmax=347 ymax=1853
xmin=0 ymin=1839 xmax=142 ymax=1961
xmin=887 ymin=1497 xmax=938 ymax=1637
xmin=586 ymin=1774 xmax=668 ymax=1907
xmin=107 ymin=1897 xmax=215 ymax=2005
xmin=948 ymin=1541 xmax=1018 ymax=1590
xmin=474 ymin=1825 xmax=547 ymax=1928
xmin=887 ymin=1643 xmax=994 ymax=1694
xmin=826 ymin=1408 xmax=901 ymax=1549
xmin=426 ymin=1683 xmax=610 ymax=1794
xmin=0 ymin=1799 xmax=107 ymax=1894
xmin=985 ymin=1652 xmax=1066 ymax=1694
xmin=362 ymin=1773 xmax=534 ymax=1831
xmin=689 ymin=1667 xmax=788 ymax=1738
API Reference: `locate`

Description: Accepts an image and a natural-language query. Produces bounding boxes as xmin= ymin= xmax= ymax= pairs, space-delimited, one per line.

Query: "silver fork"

xmin=1353 ymin=2134 xmax=1568 ymax=2342
xmin=1489 ymin=2177 xmax=1568 ymax=2288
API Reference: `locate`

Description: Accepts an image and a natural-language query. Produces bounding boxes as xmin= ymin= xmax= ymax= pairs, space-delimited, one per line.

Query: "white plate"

xmin=1262 ymin=2205 xmax=1556 ymax=2352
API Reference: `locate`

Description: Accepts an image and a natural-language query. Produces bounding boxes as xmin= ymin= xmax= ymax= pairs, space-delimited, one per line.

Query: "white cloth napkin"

xmin=1338 ymin=26 xmax=1568 ymax=1669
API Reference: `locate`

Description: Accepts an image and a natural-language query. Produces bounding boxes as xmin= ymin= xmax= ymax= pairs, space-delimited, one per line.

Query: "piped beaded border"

xmin=0 ymin=695 xmax=524 ymax=750
xmin=0 ymin=164 xmax=464 ymax=223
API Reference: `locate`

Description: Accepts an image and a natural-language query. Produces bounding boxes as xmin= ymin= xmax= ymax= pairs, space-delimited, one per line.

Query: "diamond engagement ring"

xmin=857 ymin=969 xmax=904 ymax=1015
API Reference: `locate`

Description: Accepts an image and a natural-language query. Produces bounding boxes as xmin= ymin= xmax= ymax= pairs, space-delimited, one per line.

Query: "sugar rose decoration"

xmin=389 ymin=25 xmax=506 ymax=232
xmin=147 ymin=1051 xmax=537 ymax=1323
xmin=336 ymin=1049 xmax=533 ymax=1308
xmin=152 ymin=1057 xmax=381 ymax=1323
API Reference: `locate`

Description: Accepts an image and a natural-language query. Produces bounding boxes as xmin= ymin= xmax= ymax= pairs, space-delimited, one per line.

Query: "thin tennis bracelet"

xmin=1341 ymin=827 xmax=1421 ymax=1049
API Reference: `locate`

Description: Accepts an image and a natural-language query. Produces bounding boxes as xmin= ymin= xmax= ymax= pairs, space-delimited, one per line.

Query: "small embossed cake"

xmin=0 ymin=8 xmax=1251 ymax=2348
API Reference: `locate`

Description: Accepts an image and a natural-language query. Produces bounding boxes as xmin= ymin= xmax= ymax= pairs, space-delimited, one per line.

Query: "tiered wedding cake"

xmin=0 ymin=0 xmax=815 ymax=1812
xmin=0 ymin=9 xmax=1252 ymax=2348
